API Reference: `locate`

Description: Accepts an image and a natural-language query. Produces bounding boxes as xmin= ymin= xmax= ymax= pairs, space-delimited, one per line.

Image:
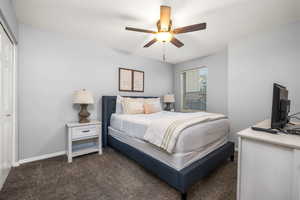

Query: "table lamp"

xmin=164 ymin=94 xmax=175 ymax=111
xmin=73 ymin=89 xmax=94 ymax=123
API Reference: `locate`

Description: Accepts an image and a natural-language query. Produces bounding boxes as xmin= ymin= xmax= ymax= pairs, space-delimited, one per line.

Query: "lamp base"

xmin=79 ymin=104 xmax=90 ymax=123
xmin=165 ymin=103 xmax=172 ymax=111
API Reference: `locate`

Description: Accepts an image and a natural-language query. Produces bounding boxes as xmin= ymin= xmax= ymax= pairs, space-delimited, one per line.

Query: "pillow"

xmin=115 ymin=95 xmax=123 ymax=114
xmin=122 ymin=98 xmax=144 ymax=114
xmin=144 ymin=103 xmax=161 ymax=114
xmin=144 ymin=98 xmax=160 ymax=104
xmin=123 ymin=97 xmax=144 ymax=103
xmin=144 ymin=98 xmax=162 ymax=111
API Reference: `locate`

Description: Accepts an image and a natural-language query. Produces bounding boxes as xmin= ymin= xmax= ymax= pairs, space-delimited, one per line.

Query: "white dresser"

xmin=237 ymin=120 xmax=300 ymax=200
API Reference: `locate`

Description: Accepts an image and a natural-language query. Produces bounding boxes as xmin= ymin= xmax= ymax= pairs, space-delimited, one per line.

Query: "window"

xmin=181 ymin=67 xmax=208 ymax=111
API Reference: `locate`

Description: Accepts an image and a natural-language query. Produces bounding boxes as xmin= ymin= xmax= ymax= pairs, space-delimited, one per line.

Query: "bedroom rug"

xmin=0 ymin=148 xmax=237 ymax=200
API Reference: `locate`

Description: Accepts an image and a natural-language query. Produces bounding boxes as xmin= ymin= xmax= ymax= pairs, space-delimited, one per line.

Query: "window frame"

xmin=180 ymin=66 xmax=208 ymax=112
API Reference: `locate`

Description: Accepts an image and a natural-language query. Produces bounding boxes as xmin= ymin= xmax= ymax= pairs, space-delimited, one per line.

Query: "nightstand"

xmin=66 ymin=120 xmax=102 ymax=163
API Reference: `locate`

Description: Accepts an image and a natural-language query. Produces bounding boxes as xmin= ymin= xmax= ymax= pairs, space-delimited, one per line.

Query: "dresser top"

xmin=238 ymin=120 xmax=300 ymax=150
xmin=66 ymin=120 xmax=101 ymax=128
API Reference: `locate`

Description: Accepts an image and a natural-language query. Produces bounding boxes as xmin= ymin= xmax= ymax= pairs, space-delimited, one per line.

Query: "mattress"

xmin=110 ymin=111 xmax=230 ymax=153
xmin=108 ymin=127 xmax=228 ymax=170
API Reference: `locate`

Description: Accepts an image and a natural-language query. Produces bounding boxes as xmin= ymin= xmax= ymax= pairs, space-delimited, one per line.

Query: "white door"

xmin=0 ymin=24 xmax=14 ymax=189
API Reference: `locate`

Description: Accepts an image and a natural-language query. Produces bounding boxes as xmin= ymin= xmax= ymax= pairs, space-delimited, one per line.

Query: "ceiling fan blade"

xmin=173 ymin=23 xmax=206 ymax=34
xmin=160 ymin=6 xmax=171 ymax=31
xmin=170 ymin=37 xmax=184 ymax=48
xmin=143 ymin=38 xmax=157 ymax=48
xmin=125 ymin=27 xmax=156 ymax=34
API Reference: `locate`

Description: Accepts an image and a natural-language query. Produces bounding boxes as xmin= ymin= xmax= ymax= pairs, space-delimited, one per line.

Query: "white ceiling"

xmin=14 ymin=0 xmax=300 ymax=64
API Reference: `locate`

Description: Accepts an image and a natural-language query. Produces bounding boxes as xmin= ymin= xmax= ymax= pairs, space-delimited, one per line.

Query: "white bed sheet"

xmin=110 ymin=111 xmax=230 ymax=153
xmin=109 ymin=127 xmax=228 ymax=170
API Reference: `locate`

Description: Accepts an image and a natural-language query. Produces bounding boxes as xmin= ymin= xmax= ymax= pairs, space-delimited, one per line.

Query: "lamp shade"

xmin=164 ymin=94 xmax=175 ymax=103
xmin=73 ymin=89 xmax=94 ymax=104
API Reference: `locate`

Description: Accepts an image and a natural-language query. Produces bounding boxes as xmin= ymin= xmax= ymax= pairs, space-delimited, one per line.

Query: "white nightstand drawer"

xmin=72 ymin=126 xmax=98 ymax=140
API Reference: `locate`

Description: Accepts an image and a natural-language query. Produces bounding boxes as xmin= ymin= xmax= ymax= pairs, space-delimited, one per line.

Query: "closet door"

xmin=0 ymin=24 xmax=14 ymax=188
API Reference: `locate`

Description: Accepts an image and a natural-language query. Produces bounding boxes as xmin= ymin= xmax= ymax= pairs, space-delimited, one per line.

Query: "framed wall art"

xmin=119 ymin=68 xmax=133 ymax=92
xmin=119 ymin=68 xmax=144 ymax=92
xmin=133 ymin=70 xmax=144 ymax=92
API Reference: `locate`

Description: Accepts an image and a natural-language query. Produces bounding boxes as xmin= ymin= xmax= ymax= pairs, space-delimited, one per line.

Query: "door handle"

xmin=5 ymin=114 xmax=11 ymax=117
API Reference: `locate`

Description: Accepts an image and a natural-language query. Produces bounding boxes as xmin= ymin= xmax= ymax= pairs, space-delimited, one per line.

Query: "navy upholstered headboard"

xmin=101 ymin=96 xmax=157 ymax=147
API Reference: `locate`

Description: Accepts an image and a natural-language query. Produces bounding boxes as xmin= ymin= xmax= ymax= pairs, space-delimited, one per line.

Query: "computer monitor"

xmin=271 ymin=83 xmax=290 ymax=129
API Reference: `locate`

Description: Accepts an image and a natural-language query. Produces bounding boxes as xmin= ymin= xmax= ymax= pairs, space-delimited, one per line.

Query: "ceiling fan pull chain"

xmin=163 ymin=42 xmax=166 ymax=62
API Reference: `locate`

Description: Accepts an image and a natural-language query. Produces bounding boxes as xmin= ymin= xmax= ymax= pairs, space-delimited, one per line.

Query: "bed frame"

xmin=102 ymin=96 xmax=234 ymax=200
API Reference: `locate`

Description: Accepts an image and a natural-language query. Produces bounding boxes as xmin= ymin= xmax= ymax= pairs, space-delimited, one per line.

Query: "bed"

xmin=102 ymin=96 xmax=234 ymax=200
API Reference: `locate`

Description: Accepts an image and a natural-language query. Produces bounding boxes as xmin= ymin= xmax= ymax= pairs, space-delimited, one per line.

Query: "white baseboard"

xmin=12 ymin=162 xmax=20 ymax=167
xmin=18 ymin=151 xmax=66 ymax=165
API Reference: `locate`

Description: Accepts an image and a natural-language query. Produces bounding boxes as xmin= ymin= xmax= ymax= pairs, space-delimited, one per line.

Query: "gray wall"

xmin=17 ymin=19 xmax=300 ymax=158
xmin=18 ymin=24 xmax=173 ymax=160
xmin=228 ymin=21 xmax=300 ymax=143
xmin=0 ymin=0 xmax=18 ymax=37
xmin=173 ymin=49 xmax=228 ymax=115
xmin=173 ymin=22 xmax=300 ymax=144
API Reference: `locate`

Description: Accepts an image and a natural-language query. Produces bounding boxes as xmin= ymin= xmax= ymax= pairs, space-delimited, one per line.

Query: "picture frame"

xmin=133 ymin=70 xmax=144 ymax=92
xmin=119 ymin=68 xmax=133 ymax=92
xmin=118 ymin=68 xmax=144 ymax=92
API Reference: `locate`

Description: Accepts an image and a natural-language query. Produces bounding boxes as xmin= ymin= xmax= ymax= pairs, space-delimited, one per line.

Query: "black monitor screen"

xmin=271 ymin=83 xmax=290 ymax=129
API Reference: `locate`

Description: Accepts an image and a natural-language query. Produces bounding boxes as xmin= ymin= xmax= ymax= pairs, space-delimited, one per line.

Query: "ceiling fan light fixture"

xmin=155 ymin=32 xmax=173 ymax=42
xmin=125 ymin=5 xmax=206 ymax=48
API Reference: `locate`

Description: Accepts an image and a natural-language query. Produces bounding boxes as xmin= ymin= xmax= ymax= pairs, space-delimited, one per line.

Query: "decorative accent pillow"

xmin=144 ymin=98 xmax=160 ymax=104
xmin=144 ymin=103 xmax=161 ymax=114
xmin=122 ymin=98 xmax=144 ymax=114
xmin=144 ymin=98 xmax=162 ymax=112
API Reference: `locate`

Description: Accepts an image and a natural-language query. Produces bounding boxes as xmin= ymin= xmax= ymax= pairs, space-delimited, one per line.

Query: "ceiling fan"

xmin=125 ymin=5 xmax=207 ymax=48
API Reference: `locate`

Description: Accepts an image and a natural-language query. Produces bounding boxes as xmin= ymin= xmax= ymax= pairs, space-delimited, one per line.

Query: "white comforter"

xmin=111 ymin=111 xmax=209 ymax=138
xmin=110 ymin=111 xmax=229 ymax=153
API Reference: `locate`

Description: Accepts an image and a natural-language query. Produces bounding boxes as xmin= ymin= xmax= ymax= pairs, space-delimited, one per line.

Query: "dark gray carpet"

xmin=0 ymin=148 xmax=237 ymax=200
